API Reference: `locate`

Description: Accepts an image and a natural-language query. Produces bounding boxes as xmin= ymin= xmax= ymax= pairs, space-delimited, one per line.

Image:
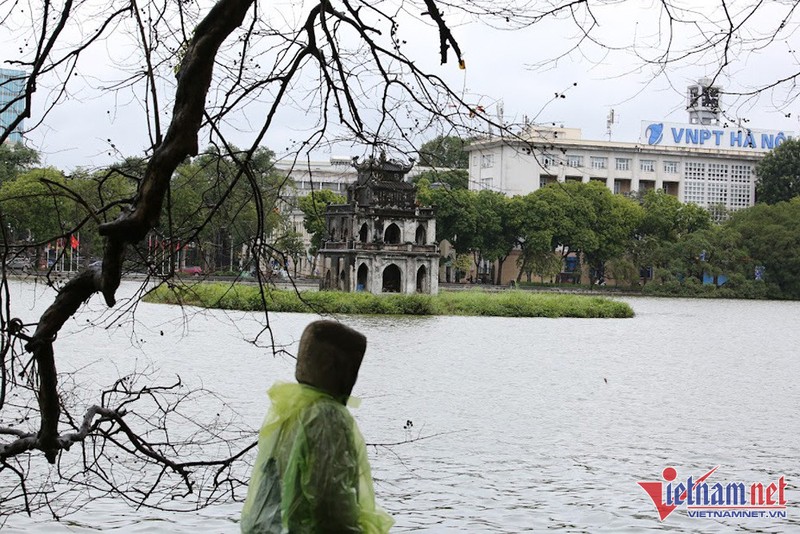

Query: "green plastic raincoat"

xmin=241 ymin=382 xmax=393 ymax=534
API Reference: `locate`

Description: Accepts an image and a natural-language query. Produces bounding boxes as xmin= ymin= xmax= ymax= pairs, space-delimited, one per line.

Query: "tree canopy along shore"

xmin=3 ymin=0 xmax=800 ymax=524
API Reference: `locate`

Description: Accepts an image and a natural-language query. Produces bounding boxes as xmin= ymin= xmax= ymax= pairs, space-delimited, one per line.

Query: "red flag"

xmin=70 ymin=235 xmax=79 ymax=249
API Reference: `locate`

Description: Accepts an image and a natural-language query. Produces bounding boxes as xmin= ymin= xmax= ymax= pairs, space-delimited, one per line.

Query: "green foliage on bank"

xmin=145 ymin=283 xmax=634 ymax=318
xmin=641 ymin=275 xmax=770 ymax=300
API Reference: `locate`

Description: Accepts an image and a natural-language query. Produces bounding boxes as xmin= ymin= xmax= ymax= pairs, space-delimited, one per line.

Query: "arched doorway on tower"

xmin=384 ymin=223 xmax=401 ymax=244
xmin=415 ymin=224 xmax=426 ymax=245
xmin=382 ymin=264 xmax=401 ymax=293
xmin=416 ymin=264 xmax=428 ymax=293
xmin=357 ymin=263 xmax=369 ymax=292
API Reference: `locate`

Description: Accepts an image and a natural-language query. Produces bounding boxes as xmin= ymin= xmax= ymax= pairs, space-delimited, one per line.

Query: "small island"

xmin=145 ymin=283 xmax=634 ymax=319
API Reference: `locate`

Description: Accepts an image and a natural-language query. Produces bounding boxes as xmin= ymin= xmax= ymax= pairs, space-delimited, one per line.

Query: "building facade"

xmin=467 ymin=81 xmax=793 ymax=211
xmin=317 ymin=155 xmax=439 ymax=294
xmin=467 ymin=125 xmax=775 ymax=211
xmin=0 ymin=69 xmax=26 ymax=144
xmin=464 ymin=81 xmax=795 ymax=285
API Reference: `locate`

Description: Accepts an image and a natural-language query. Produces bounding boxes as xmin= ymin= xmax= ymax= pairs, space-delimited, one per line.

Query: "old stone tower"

xmin=318 ymin=155 xmax=439 ymax=294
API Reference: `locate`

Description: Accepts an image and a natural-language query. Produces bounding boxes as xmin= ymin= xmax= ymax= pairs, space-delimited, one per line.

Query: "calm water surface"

xmin=3 ymin=282 xmax=798 ymax=533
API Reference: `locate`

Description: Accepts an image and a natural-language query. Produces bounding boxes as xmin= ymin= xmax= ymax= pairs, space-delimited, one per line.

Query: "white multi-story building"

xmin=270 ymin=157 xmax=357 ymax=276
xmin=466 ymin=81 xmax=793 ymax=211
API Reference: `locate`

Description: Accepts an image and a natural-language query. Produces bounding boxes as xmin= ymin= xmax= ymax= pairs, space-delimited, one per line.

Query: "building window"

xmin=539 ymin=175 xmax=556 ymax=188
xmin=663 ymin=182 xmax=679 ymax=196
xmin=683 ymin=180 xmax=706 ymax=205
xmin=481 ymin=154 xmax=494 ymax=168
xmin=707 ymin=182 xmax=728 ymax=204
xmin=615 ymin=158 xmax=630 ymax=171
xmin=707 ymin=163 xmax=729 ymax=181
xmin=664 ymin=161 xmax=679 ymax=173
xmin=638 ymin=180 xmax=656 ymax=192
xmin=640 ymin=159 xmax=655 ymax=172
xmin=567 ymin=155 xmax=583 ymax=168
xmin=729 ymin=183 xmax=751 ymax=209
xmin=590 ymin=156 xmax=607 ymax=169
xmin=541 ymin=154 xmax=557 ymax=168
xmin=480 ymin=176 xmax=494 ymax=190
xmin=685 ymin=161 xmax=706 ymax=180
xmin=731 ymin=164 xmax=753 ymax=183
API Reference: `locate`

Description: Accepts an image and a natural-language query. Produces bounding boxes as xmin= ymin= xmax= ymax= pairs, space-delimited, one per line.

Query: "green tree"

xmin=512 ymin=193 xmax=558 ymax=282
xmin=606 ymin=257 xmax=639 ymax=287
xmin=631 ymin=190 xmax=712 ymax=281
xmin=726 ymin=199 xmax=800 ymax=297
xmin=0 ymin=167 xmax=71 ymax=267
xmin=66 ymin=166 xmax=138 ymax=265
xmin=274 ymin=229 xmax=306 ymax=277
xmin=663 ymin=226 xmax=745 ymax=286
xmin=412 ymin=135 xmax=470 ymax=190
xmin=417 ymin=135 xmax=469 ymax=168
xmin=535 ymin=183 xmax=598 ymax=258
xmin=417 ymin=182 xmax=479 ymax=255
xmin=412 ymin=168 xmax=468 ymax=190
xmin=472 ymin=190 xmax=519 ymax=284
xmin=0 ymin=143 xmax=39 ymax=183
xmin=298 ymin=189 xmax=346 ymax=270
xmin=519 ymin=248 xmax=562 ymax=283
xmin=638 ymin=190 xmax=711 ymax=241
xmin=0 ymin=167 xmax=69 ymax=243
xmin=167 ymin=147 xmax=284 ymax=272
xmin=418 ymin=184 xmax=516 ymax=282
xmin=573 ymin=182 xmax=643 ymax=285
xmin=756 ymin=138 xmax=800 ymax=204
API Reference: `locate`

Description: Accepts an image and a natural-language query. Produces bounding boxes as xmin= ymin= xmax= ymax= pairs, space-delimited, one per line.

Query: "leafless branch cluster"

xmin=1 ymin=365 xmax=255 ymax=522
xmin=0 ymin=0 xmax=483 ymax=521
xmin=520 ymin=1 xmax=800 ymax=121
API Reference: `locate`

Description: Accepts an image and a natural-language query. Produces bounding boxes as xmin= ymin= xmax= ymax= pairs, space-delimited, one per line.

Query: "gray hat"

xmin=295 ymin=320 xmax=367 ymax=399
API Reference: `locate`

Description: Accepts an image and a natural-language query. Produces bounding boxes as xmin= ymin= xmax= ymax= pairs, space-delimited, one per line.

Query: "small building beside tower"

xmin=317 ymin=154 xmax=439 ymax=294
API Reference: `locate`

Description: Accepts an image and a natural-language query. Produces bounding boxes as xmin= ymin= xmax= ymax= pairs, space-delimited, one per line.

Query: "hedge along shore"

xmin=144 ymin=283 xmax=634 ymax=318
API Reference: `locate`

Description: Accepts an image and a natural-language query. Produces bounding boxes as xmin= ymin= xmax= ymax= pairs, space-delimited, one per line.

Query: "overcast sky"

xmin=3 ymin=0 xmax=799 ymax=171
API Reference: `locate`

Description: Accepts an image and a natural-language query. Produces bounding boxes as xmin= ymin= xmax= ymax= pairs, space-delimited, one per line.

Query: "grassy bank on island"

xmin=145 ymin=283 xmax=634 ymax=318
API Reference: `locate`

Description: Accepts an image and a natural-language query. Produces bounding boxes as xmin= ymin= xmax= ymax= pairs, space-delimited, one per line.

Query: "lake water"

xmin=2 ymin=281 xmax=798 ymax=533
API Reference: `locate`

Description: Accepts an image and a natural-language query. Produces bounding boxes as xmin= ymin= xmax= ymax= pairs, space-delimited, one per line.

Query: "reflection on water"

xmin=3 ymin=283 xmax=799 ymax=533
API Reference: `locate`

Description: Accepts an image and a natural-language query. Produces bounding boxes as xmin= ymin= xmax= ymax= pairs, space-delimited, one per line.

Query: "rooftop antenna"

xmin=496 ymin=100 xmax=505 ymax=126
xmin=606 ymin=109 xmax=616 ymax=141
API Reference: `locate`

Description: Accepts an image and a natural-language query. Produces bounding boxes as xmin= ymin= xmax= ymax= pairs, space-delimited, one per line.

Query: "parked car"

xmin=180 ymin=266 xmax=203 ymax=276
xmin=5 ymin=257 xmax=32 ymax=271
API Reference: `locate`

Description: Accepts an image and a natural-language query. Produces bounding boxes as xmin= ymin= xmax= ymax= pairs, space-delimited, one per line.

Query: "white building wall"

xmin=467 ymin=129 xmax=763 ymax=210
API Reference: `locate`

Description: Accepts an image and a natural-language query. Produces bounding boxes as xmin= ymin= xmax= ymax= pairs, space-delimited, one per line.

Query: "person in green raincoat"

xmin=241 ymin=320 xmax=393 ymax=533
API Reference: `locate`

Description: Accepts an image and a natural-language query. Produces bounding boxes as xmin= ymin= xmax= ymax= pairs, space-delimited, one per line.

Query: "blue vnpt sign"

xmin=646 ymin=123 xmax=664 ymax=145
xmin=641 ymin=122 xmax=793 ymax=151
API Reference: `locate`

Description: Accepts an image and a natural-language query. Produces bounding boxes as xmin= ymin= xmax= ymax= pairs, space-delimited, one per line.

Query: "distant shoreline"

xmin=8 ymin=271 xmax=776 ymax=301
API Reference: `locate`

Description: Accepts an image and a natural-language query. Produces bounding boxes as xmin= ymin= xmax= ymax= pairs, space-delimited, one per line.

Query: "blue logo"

xmin=646 ymin=123 xmax=664 ymax=145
